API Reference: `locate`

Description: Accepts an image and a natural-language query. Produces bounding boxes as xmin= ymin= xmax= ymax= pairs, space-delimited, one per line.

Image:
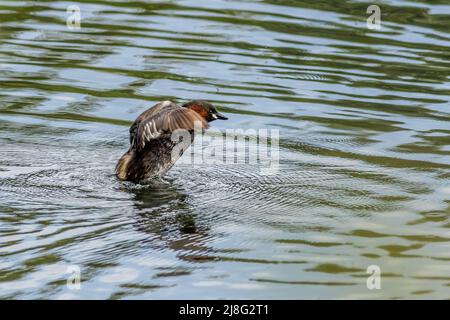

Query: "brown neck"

xmin=186 ymin=104 xmax=209 ymax=120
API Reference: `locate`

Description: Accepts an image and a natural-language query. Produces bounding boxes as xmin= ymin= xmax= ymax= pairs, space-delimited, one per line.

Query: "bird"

xmin=116 ymin=100 xmax=228 ymax=182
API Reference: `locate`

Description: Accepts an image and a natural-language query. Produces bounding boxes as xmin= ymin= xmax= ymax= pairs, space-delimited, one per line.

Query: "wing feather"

xmin=131 ymin=101 xmax=208 ymax=150
xmin=129 ymin=101 xmax=171 ymax=145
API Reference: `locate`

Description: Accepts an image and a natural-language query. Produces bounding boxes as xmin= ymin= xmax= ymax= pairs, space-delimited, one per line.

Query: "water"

xmin=0 ymin=0 xmax=449 ymax=299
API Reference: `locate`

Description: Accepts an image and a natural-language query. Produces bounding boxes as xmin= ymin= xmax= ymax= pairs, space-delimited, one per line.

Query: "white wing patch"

xmin=160 ymin=100 xmax=172 ymax=108
xmin=140 ymin=119 xmax=162 ymax=148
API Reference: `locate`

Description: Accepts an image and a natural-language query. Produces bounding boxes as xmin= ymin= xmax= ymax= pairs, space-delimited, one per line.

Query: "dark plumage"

xmin=116 ymin=100 xmax=227 ymax=182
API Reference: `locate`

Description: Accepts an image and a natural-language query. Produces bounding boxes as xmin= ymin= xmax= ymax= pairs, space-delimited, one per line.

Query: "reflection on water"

xmin=130 ymin=181 xmax=212 ymax=255
xmin=0 ymin=0 xmax=449 ymax=299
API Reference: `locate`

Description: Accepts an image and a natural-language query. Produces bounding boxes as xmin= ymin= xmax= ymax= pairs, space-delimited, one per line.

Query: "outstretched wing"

xmin=129 ymin=101 xmax=173 ymax=146
xmin=130 ymin=101 xmax=208 ymax=150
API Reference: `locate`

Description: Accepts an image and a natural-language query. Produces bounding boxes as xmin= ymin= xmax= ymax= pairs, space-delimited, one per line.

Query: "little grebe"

xmin=116 ymin=100 xmax=227 ymax=182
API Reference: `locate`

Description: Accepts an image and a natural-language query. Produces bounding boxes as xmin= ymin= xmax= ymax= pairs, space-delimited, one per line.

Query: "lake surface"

xmin=0 ymin=0 xmax=449 ymax=299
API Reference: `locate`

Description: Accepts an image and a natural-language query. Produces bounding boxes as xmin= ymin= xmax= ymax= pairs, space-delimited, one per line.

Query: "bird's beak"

xmin=215 ymin=112 xmax=228 ymax=120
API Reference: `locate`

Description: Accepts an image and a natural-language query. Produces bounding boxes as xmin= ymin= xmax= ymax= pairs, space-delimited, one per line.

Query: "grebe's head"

xmin=182 ymin=100 xmax=228 ymax=122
